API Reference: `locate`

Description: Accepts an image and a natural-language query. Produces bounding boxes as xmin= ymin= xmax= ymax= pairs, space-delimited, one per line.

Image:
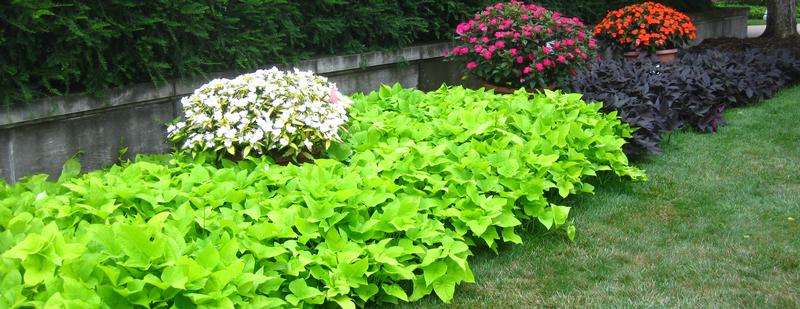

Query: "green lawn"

xmin=387 ymin=86 xmax=800 ymax=308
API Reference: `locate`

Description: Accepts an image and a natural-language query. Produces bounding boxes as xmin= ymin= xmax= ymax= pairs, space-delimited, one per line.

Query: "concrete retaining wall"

xmin=689 ymin=8 xmax=750 ymax=44
xmin=0 ymin=8 xmax=749 ymax=183
xmin=0 ymin=42 xmax=469 ymax=183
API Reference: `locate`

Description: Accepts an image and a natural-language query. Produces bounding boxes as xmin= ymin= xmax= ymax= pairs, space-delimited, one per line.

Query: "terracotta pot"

xmin=655 ymin=48 xmax=679 ymax=64
xmin=623 ymin=49 xmax=679 ymax=64
xmin=481 ymin=81 xmax=554 ymax=94
xmin=623 ymin=50 xmax=641 ymax=59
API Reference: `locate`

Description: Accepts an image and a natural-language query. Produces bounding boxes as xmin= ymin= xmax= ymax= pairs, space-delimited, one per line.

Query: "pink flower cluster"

xmin=445 ymin=1 xmax=598 ymax=90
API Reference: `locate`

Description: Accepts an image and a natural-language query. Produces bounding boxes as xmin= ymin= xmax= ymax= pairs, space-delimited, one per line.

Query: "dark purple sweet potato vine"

xmin=569 ymin=48 xmax=800 ymax=156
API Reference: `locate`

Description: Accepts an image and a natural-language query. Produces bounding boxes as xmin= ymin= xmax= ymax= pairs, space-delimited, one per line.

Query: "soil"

xmin=691 ymin=37 xmax=800 ymax=55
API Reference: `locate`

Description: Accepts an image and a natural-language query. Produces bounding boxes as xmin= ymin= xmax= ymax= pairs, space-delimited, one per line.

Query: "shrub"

xmin=167 ymin=68 xmax=351 ymax=161
xmin=445 ymin=1 xmax=597 ymax=89
xmin=569 ymin=48 xmax=798 ymax=155
xmin=0 ymin=86 xmax=643 ymax=307
xmin=594 ymin=2 xmax=697 ymax=53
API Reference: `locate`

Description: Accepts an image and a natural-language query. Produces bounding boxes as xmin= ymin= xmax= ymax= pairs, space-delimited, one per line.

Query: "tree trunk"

xmin=761 ymin=0 xmax=799 ymax=38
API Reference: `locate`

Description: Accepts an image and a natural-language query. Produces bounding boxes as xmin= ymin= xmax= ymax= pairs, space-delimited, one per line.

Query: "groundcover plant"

xmin=0 ymin=85 xmax=643 ymax=308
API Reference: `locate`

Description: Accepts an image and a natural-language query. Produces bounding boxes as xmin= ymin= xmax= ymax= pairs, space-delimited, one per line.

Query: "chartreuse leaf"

xmin=567 ymin=220 xmax=577 ymax=241
xmin=0 ymin=270 xmax=25 ymax=308
xmin=553 ymin=205 xmax=571 ymax=226
xmin=334 ymin=296 xmax=357 ymax=309
xmin=21 ymin=254 xmax=55 ymax=287
xmin=382 ymin=283 xmax=408 ymax=302
xmin=2 ymin=234 xmax=48 ymax=260
xmin=289 ymin=278 xmax=323 ymax=300
xmin=423 ymin=261 xmax=448 ymax=286
xmin=58 ymin=157 xmax=82 ymax=183
xmin=354 ymin=284 xmax=379 ymax=302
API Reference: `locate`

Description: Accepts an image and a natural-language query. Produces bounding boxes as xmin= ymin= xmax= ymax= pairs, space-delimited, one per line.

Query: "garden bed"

xmin=1 ymin=2 xmax=797 ymax=308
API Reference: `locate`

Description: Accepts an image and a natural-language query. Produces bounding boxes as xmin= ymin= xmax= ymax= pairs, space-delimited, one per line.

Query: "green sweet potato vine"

xmin=0 ymin=86 xmax=643 ymax=308
xmin=336 ymin=85 xmax=645 ymax=250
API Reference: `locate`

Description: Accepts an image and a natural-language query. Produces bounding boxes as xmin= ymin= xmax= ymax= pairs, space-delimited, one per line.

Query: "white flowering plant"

xmin=168 ymin=67 xmax=351 ymax=161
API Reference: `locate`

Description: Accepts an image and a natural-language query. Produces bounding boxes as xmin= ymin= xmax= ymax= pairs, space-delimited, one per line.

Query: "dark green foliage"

xmin=0 ymin=0 xmax=490 ymax=107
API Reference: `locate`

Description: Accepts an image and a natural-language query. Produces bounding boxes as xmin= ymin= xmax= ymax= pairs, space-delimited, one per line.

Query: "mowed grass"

xmin=386 ymin=86 xmax=800 ymax=308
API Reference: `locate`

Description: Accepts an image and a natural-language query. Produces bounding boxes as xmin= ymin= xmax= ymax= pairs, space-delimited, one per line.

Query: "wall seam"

xmin=9 ymin=129 xmax=16 ymax=183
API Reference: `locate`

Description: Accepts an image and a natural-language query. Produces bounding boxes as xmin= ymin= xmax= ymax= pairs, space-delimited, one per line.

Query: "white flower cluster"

xmin=168 ymin=67 xmax=351 ymax=158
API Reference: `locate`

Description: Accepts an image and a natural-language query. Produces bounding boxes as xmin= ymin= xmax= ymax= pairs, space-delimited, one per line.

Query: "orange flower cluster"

xmin=594 ymin=2 xmax=697 ymax=52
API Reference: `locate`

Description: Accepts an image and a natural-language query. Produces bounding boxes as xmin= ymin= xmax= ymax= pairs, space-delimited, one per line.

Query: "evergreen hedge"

xmin=0 ymin=0 xmax=489 ymax=106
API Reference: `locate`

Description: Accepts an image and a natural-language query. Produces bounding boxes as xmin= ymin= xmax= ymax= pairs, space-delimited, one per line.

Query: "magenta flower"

xmin=467 ymin=62 xmax=477 ymax=69
xmin=557 ymin=55 xmax=567 ymax=63
xmin=456 ymin=23 xmax=470 ymax=35
xmin=535 ymin=63 xmax=545 ymax=71
xmin=523 ymin=66 xmax=532 ymax=74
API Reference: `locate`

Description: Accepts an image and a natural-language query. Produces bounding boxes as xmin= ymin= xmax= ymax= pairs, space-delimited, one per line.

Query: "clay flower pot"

xmin=623 ymin=50 xmax=641 ymax=59
xmin=655 ymin=48 xmax=679 ymax=64
xmin=623 ymin=49 xmax=679 ymax=64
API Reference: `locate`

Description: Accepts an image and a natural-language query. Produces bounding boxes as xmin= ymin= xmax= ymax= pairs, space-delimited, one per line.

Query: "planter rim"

xmin=655 ymin=48 xmax=679 ymax=54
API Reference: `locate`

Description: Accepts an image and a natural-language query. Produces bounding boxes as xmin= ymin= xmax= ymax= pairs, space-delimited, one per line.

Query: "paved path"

xmin=747 ymin=25 xmax=800 ymax=38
